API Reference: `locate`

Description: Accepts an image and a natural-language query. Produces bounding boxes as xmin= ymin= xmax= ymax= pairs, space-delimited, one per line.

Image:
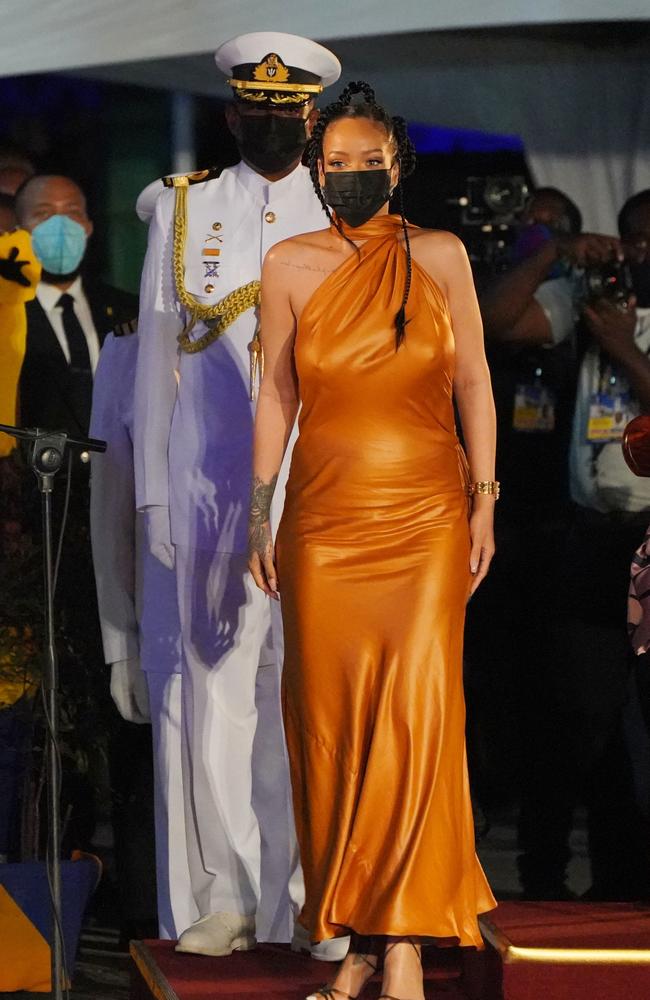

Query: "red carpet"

xmin=130 ymin=906 xmax=650 ymax=1000
xmin=480 ymin=901 xmax=650 ymax=1000
xmin=130 ymin=940 xmax=468 ymax=999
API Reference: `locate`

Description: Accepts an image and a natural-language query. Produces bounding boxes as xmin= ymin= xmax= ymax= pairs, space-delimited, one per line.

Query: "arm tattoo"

xmin=250 ymin=475 xmax=277 ymax=523
xmin=279 ymin=259 xmax=334 ymax=275
xmin=248 ymin=475 xmax=277 ymax=557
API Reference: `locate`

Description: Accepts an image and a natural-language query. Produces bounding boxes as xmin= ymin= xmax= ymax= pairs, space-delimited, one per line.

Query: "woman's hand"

xmin=248 ymin=519 xmax=279 ymax=599
xmin=469 ymin=497 xmax=496 ymax=596
xmin=248 ymin=475 xmax=279 ymax=599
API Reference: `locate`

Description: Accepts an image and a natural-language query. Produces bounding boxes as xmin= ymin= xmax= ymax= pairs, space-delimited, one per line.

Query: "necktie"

xmin=56 ymin=292 xmax=91 ymax=371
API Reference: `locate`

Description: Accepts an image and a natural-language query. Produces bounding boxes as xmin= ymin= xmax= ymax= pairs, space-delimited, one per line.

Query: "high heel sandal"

xmin=378 ymin=937 xmax=423 ymax=1000
xmin=305 ymin=936 xmax=379 ymax=1000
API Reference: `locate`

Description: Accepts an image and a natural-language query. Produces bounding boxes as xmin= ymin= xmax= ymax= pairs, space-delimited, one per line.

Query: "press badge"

xmin=513 ymin=382 xmax=556 ymax=432
xmin=586 ymin=375 xmax=633 ymax=442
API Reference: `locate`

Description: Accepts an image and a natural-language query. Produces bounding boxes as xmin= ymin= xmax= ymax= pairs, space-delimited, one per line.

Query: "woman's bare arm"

xmin=248 ymin=243 xmax=300 ymax=597
xmin=418 ymin=231 xmax=497 ymax=594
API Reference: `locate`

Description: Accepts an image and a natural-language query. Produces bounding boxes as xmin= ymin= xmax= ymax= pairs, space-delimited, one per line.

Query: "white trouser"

xmin=175 ymin=546 xmax=300 ymax=942
xmin=145 ymin=671 xmax=197 ymax=939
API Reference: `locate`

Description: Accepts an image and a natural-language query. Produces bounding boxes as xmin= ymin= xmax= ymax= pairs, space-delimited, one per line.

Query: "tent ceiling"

xmin=0 ymin=0 xmax=649 ymax=78
xmin=60 ymin=22 xmax=650 ymax=126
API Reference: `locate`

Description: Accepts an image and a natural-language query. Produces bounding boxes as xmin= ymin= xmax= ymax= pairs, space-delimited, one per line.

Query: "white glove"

xmin=146 ymin=505 xmax=175 ymax=569
xmin=110 ymin=658 xmax=151 ymax=724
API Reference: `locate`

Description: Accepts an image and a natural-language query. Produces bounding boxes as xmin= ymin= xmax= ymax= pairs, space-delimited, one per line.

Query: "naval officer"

xmin=133 ymin=32 xmax=346 ymax=958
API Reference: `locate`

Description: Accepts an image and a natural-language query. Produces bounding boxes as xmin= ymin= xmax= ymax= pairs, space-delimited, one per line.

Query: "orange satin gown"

xmin=276 ymin=214 xmax=496 ymax=947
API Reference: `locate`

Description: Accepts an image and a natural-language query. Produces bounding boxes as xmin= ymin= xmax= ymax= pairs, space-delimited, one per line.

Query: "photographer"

xmin=479 ymin=189 xmax=590 ymax=517
xmin=481 ymin=187 xmax=619 ymax=349
xmin=515 ymin=190 xmax=650 ymax=900
xmin=466 ymin=189 xmax=588 ymax=825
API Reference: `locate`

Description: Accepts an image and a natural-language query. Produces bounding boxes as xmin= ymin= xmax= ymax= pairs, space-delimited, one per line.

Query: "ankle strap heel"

xmin=379 ymin=936 xmax=423 ymax=1000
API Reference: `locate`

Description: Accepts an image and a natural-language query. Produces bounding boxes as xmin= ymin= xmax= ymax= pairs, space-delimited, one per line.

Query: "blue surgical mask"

xmin=31 ymin=214 xmax=87 ymax=275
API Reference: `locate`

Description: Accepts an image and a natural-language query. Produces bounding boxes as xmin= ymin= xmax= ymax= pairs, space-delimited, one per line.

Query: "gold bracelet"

xmin=468 ymin=480 xmax=501 ymax=499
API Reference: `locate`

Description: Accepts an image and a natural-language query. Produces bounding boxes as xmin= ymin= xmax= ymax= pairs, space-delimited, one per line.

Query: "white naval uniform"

xmin=134 ymin=161 xmax=327 ymax=941
xmin=89 ymin=332 xmax=195 ymax=940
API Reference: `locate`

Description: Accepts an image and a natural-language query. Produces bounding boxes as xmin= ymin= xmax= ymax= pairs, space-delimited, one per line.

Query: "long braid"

xmin=394 ymin=177 xmax=412 ymax=347
xmin=307 ymin=140 xmax=336 ymax=229
xmin=391 ymin=115 xmax=416 ymax=347
xmin=308 ymin=81 xmax=417 ymax=347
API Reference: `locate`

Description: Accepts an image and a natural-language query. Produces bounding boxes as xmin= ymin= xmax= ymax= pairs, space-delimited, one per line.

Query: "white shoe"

xmin=175 ymin=912 xmax=257 ymax=957
xmin=291 ymin=921 xmax=350 ymax=962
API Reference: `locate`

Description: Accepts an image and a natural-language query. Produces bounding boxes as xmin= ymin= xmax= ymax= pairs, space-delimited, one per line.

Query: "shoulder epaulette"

xmin=113 ymin=318 xmax=138 ymax=337
xmin=162 ymin=165 xmax=223 ymax=189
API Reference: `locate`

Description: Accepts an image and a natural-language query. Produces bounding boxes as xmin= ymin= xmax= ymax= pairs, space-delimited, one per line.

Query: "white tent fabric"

xmin=1 ymin=4 xmax=649 ymax=233
xmin=525 ymin=62 xmax=650 ymax=236
xmin=331 ymin=31 xmax=650 ymax=234
xmin=0 ymin=0 xmax=648 ymax=76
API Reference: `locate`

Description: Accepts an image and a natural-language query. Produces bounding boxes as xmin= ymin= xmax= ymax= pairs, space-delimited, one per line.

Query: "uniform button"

xmin=204 ymin=283 xmax=215 ymax=293
xmin=264 ymin=211 xmax=276 ymax=224
xmin=212 ymin=222 xmax=222 ymax=231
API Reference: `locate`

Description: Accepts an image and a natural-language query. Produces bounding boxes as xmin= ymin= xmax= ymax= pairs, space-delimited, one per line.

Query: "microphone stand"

xmin=0 ymin=423 xmax=106 ymax=999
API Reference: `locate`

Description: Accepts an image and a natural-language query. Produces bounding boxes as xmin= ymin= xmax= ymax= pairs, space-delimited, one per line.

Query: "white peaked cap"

xmin=215 ymin=31 xmax=341 ymax=89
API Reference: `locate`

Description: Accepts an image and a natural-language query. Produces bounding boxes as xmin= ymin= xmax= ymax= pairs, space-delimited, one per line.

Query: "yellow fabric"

xmin=277 ymin=214 xmax=496 ymax=946
xmin=0 ymin=675 xmax=39 ymax=711
xmin=0 ymin=624 xmax=39 ymax=708
xmin=0 ymin=230 xmax=41 ymax=456
xmin=0 ymin=884 xmax=51 ymax=992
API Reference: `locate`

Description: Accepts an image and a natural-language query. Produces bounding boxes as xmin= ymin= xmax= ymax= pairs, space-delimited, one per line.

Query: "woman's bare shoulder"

xmin=409 ymin=227 xmax=467 ymax=257
xmin=409 ymin=227 xmax=470 ymax=279
xmin=406 ymin=228 xmax=473 ymax=299
xmin=265 ymin=228 xmax=333 ymax=265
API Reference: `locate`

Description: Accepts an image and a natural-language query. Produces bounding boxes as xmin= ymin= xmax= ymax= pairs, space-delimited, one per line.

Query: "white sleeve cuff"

xmin=534 ymin=277 xmax=575 ymax=346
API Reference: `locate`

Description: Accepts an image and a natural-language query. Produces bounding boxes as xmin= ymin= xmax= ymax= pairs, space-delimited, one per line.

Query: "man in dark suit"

xmin=15 ymin=174 xmax=138 ymax=436
xmin=12 ymin=176 xmax=156 ymax=942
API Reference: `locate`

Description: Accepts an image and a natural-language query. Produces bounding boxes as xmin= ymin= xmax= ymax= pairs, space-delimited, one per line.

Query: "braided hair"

xmin=307 ymin=81 xmax=417 ymax=347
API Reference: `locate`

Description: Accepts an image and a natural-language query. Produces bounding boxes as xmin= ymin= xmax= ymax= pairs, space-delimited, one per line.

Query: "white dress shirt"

xmin=533 ymin=279 xmax=650 ymax=513
xmin=535 ymin=276 xmax=576 ymax=346
xmin=570 ymin=308 xmax=650 ymax=513
xmin=35 ymin=276 xmax=101 ymax=374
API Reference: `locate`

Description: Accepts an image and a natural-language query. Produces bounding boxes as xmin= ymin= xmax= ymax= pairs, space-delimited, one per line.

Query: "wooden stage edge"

xmin=478 ymin=907 xmax=650 ymax=966
xmin=130 ymin=941 xmax=180 ymax=1000
xmin=129 ymin=905 xmax=650 ymax=1000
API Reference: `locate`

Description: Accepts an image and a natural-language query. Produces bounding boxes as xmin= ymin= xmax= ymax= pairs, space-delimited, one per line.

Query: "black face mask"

xmin=629 ymin=262 xmax=650 ymax=308
xmin=236 ymin=113 xmax=308 ymax=173
xmin=323 ymin=170 xmax=392 ymax=228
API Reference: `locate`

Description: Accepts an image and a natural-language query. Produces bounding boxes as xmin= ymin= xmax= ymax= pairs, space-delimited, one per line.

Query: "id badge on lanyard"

xmin=586 ymin=360 xmax=634 ymax=443
xmin=513 ymin=367 xmax=556 ymax=432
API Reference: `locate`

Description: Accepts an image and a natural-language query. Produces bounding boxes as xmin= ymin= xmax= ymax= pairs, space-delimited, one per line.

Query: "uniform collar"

xmin=36 ymin=275 xmax=84 ymax=313
xmin=234 ymin=160 xmax=310 ymax=204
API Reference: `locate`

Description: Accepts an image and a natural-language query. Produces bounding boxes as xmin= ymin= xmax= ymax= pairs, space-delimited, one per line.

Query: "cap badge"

xmin=253 ymin=53 xmax=290 ymax=84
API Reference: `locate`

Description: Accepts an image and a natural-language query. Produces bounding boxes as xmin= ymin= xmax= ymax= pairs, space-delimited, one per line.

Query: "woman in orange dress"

xmin=248 ymin=82 xmax=497 ymax=1000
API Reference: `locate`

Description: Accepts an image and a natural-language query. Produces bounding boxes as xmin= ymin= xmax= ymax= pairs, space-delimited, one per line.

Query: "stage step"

xmin=129 ymin=939 xmax=464 ymax=1000
xmin=129 ymin=905 xmax=650 ymax=1000
xmin=479 ymin=901 xmax=650 ymax=1000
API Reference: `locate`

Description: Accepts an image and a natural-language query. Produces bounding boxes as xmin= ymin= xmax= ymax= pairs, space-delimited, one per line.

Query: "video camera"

xmin=460 ymin=176 xmax=530 ymax=228
xmin=450 ymin=175 xmax=530 ymax=279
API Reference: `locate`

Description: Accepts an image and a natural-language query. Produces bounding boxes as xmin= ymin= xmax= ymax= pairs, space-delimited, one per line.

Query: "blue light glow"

xmin=408 ymin=122 xmax=524 ymax=154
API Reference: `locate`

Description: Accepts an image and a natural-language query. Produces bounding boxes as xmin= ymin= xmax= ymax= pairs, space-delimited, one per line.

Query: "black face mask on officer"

xmin=236 ymin=112 xmax=308 ymax=174
xmin=323 ymin=170 xmax=392 ymax=229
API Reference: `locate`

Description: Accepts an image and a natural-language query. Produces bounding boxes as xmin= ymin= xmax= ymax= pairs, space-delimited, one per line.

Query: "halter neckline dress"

xmin=276 ymin=213 xmax=496 ymax=946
